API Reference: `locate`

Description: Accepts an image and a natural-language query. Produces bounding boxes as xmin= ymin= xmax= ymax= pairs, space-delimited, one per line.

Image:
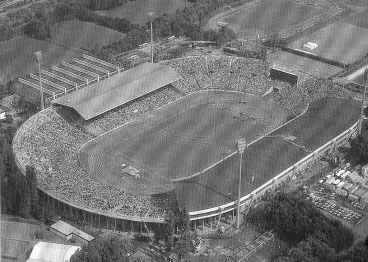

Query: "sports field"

xmin=0 ymin=36 xmax=82 ymax=82
xmin=288 ymin=22 xmax=368 ymax=65
xmin=175 ymin=98 xmax=361 ymax=212
xmin=207 ymin=0 xmax=325 ymax=34
xmin=96 ymin=0 xmax=187 ymax=24
xmin=79 ymin=91 xmax=290 ymax=195
xmin=50 ymin=20 xmax=126 ymax=51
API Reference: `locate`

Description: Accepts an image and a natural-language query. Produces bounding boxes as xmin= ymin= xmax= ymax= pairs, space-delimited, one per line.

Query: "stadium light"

xmin=147 ymin=12 xmax=155 ymax=63
xmin=35 ymin=51 xmax=44 ymax=110
xmin=236 ymin=138 xmax=247 ymax=229
xmin=359 ymin=69 xmax=368 ymax=135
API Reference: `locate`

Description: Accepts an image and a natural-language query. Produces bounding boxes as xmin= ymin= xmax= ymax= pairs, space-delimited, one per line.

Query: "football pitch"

xmin=209 ymin=0 xmax=326 ymax=34
xmin=79 ymin=91 xmax=290 ymax=195
xmin=176 ymin=98 xmax=361 ymax=212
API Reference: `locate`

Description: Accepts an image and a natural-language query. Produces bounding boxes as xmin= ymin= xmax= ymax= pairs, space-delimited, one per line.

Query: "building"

xmin=50 ymin=220 xmax=94 ymax=245
xmin=26 ymin=241 xmax=80 ymax=262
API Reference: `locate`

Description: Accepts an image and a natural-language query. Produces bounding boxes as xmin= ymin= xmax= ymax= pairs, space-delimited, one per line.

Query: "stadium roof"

xmin=26 ymin=241 xmax=80 ymax=262
xmin=52 ymin=63 xmax=181 ymax=120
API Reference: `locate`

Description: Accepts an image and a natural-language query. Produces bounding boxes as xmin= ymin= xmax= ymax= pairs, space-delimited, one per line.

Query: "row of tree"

xmin=23 ymin=0 xmax=238 ymax=60
xmin=0 ymin=127 xmax=45 ymax=220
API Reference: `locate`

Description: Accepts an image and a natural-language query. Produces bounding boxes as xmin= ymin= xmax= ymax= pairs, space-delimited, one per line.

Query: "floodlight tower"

xmin=236 ymin=138 xmax=247 ymax=229
xmin=35 ymin=51 xmax=44 ymax=110
xmin=147 ymin=12 xmax=155 ymax=63
xmin=359 ymin=69 xmax=368 ymax=135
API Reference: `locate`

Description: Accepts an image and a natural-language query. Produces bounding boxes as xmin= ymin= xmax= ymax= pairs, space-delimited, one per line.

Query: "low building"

xmin=26 ymin=241 xmax=80 ymax=262
xmin=354 ymin=188 xmax=367 ymax=201
xmin=50 ymin=220 xmax=94 ymax=245
xmin=361 ymin=192 xmax=368 ymax=204
xmin=336 ymin=188 xmax=348 ymax=197
xmin=361 ymin=164 xmax=368 ymax=177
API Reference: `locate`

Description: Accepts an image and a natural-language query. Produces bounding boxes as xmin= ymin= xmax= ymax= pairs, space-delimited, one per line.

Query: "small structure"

xmin=50 ymin=220 xmax=94 ymax=245
xmin=26 ymin=241 xmax=80 ymax=262
xmin=302 ymin=42 xmax=318 ymax=50
xmin=362 ymin=164 xmax=368 ymax=177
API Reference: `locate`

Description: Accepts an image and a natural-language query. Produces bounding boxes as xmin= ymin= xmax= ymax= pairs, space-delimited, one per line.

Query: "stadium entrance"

xmin=270 ymin=66 xmax=298 ymax=85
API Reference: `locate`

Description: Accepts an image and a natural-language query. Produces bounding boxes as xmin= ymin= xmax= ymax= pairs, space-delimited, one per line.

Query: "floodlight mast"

xmin=236 ymin=138 xmax=247 ymax=229
xmin=359 ymin=69 xmax=368 ymax=135
xmin=147 ymin=12 xmax=155 ymax=63
xmin=35 ymin=51 xmax=44 ymax=110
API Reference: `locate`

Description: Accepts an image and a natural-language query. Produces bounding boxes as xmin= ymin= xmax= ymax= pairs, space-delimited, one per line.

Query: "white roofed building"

xmin=26 ymin=241 xmax=80 ymax=262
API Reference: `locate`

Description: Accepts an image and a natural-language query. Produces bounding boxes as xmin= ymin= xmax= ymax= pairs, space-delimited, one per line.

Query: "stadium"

xmin=13 ymin=55 xmax=361 ymax=232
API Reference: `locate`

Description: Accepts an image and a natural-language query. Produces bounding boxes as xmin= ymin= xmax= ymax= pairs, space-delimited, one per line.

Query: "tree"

xmin=350 ymin=132 xmax=368 ymax=162
xmin=164 ymin=210 xmax=176 ymax=251
xmin=24 ymin=19 xmax=51 ymax=40
xmin=70 ymin=236 xmax=134 ymax=262
xmin=26 ymin=165 xmax=40 ymax=218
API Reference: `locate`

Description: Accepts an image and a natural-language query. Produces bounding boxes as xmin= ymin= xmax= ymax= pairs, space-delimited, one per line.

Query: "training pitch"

xmin=79 ymin=91 xmax=290 ymax=195
xmin=288 ymin=22 xmax=368 ymax=65
xmin=207 ymin=0 xmax=326 ymax=34
xmin=96 ymin=0 xmax=186 ymax=24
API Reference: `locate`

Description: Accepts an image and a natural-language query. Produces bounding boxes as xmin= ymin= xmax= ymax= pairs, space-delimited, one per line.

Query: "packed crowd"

xmin=163 ymin=56 xmax=289 ymax=96
xmin=86 ymin=87 xmax=182 ymax=132
xmin=13 ymin=107 xmax=175 ymax=220
xmin=13 ymin=54 xmax=352 ymax=221
xmin=268 ymin=77 xmax=351 ymax=115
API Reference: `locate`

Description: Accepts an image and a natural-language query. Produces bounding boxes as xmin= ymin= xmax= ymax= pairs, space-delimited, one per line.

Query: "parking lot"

xmin=307 ymin=193 xmax=364 ymax=225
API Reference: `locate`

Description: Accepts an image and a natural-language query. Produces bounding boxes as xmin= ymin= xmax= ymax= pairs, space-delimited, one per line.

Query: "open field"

xmin=176 ymin=98 xmax=361 ymax=212
xmin=96 ymin=0 xmax=187 ymax=24
xmin=0 ymin=36 xmax=83 ymax=82
xmin=288 ymin=22 xmax=368 ymax=65
xmin=50 ymin=20 xmax=126 ymax=51
xmin=79 ymin=91 xmax=290 ymax=196
xmin=207 ymin=0 xmax=326 ymax=35
xmin=1 ymin=219 xmax=38 ymax=261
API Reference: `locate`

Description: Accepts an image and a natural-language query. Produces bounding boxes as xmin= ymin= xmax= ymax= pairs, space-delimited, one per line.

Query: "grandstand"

xmin=13 ymin=55 xmax=360 ymax=232
xmin=53 ymin=62 xmax=181 ymax=120
xmin=18 ymin=55 xmax=121 ymax=101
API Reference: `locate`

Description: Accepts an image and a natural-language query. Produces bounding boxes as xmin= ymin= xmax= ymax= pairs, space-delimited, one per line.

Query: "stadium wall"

xmin=188 ymin=121 xmax=358 ymax=221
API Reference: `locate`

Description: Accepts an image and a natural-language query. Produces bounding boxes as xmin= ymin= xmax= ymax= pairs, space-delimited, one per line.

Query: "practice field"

xmin=96 ymin=0 xmax=187 ymax=24
xmin=79 ymin=91 xmax=290 ymax=195
xmin=288 ymin=22 xmax=368 ymax=66
xmin=50 ymin=20 xmax=125 ymax=51
xmin=0 ymin=36 xmax=82 ymax=82
xmin=1 ymin=219 xmax=37 ymax=261
xmin=208 ymin=0 xmax=325 ymax=34
xmin=175 ymin=98 xmax=361 ymax=212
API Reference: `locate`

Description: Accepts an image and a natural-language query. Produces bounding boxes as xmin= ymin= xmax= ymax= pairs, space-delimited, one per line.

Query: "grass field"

xmin=0 ymin=36 xmax=83 ymax=82
xmin=271 ymin=97 xmax=361 ymax=150
xmin=176 ymin=98 xmax=361 ymax=212
xmin=1 ymin=219 xmax=38 ymax=261
xmin=207 ymin=0 xmax=325 ymax=34
xmin=96 ymin=0 xmax=187 ymax=24
xmin=288 ymin=22 xmax=368 ymax=65
xmin=50 ymin=20 xmax=126 ymax=51
xmin=79 ymin=91 xmax=290 ymax=196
